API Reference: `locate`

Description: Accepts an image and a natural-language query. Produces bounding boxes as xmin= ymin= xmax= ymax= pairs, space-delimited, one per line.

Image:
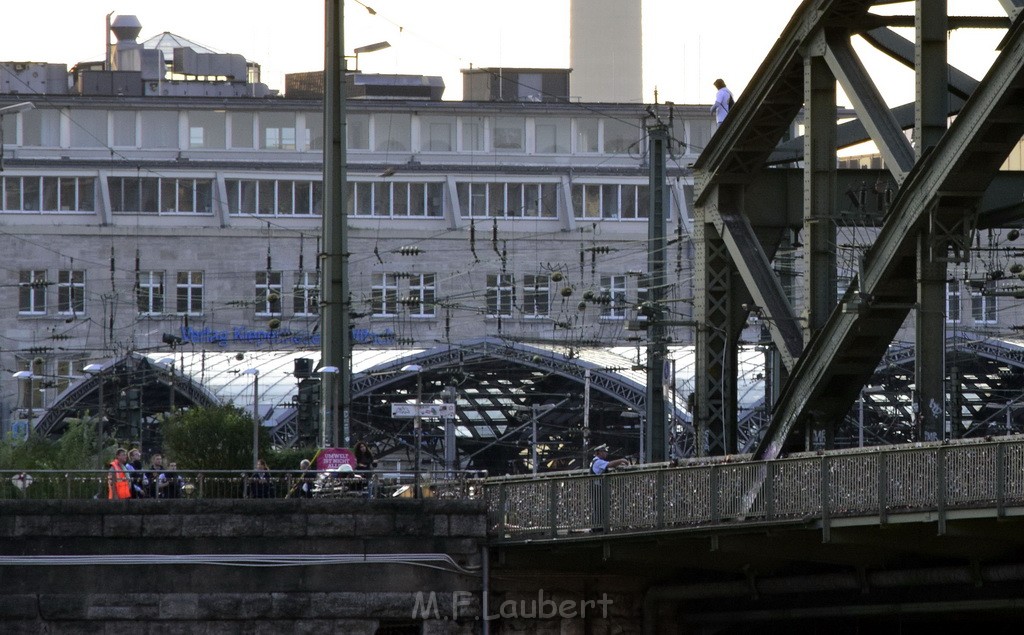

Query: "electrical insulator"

xmin=397 ymin=246 xmax=422 ymax=256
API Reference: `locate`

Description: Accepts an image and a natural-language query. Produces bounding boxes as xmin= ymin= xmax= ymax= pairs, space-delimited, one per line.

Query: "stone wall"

xmin=0 ymin=498 xmax=485 ymax=633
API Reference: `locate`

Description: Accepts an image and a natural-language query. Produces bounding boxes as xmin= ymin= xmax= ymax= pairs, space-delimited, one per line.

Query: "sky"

xmin=0 ymin=1 xmax=1009 ymax=105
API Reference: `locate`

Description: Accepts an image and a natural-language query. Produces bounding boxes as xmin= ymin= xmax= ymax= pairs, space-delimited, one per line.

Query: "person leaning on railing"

xmin=107 ymin=448 xmax=131 ymax=500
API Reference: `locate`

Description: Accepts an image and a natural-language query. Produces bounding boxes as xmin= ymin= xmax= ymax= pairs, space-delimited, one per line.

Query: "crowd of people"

xmin=106 ymin=448 xmax=184 ymax=500
xmin=107 ymin=441 xmax=380 ymax=500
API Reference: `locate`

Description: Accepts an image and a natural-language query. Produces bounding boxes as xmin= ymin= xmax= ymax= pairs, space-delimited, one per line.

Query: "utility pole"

xmin=322 ymin=0 xmax=351 ymax=448
xmin=645 ymin=118 xmax=670 ymax=464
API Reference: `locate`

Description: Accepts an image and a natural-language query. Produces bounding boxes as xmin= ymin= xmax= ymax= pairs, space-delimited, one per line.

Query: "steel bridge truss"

xmin=694 ymin=0 xmax=1024 ymax=459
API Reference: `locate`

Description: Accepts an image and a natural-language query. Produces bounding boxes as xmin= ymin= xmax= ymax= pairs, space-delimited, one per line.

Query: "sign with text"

xmin=316 ymin=448 xmax=355 ymax=471
xmin=391 ymin=403 xmax=456 ymax=418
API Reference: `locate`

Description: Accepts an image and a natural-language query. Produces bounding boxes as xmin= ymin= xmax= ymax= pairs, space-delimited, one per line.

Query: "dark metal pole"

xmin=646 ymin=122 xmax=669 ymax=463
xmin=323 ymin=0 xmax=351 ymax=448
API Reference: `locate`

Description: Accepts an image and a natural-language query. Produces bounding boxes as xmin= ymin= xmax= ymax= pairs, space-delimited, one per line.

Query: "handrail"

xmin=0 ymin=468 xmax=487 ymax=501
xmin=484 ymin=437 xmax=1024 ymax=542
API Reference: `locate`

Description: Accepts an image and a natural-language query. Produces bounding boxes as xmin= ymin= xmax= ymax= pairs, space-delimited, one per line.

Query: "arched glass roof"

xmin=143 ymin=344 xmax=767 ymax=426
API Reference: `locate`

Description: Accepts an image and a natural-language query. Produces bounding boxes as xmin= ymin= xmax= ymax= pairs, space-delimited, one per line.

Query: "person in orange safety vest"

xmin=108 ymin=448 xmax=131 ymax=500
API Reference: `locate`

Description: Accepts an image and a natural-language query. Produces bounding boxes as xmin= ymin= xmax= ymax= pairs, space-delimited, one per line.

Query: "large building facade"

xmin=0 ymin=17 xmax=708 ymax=444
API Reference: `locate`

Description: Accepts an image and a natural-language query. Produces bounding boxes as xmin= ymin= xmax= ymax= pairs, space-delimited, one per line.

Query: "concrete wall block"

xmin=158 ymin=593 xmax=199 ymax=619
xmin=306 ymin=513 xmax=356 ymax=536
xmin=0 ymin=595 xmax=39 ymax=619
xmin=269 ymin=591 xmax=311 ymax=619
xmin=85 ymin=593 xmax=161 ymax=620
xmin=102 ymin=514 xmax=143 ymax=537
xmin=177 ymin=515 xmax=224 ymax=538
xmin=197 ymin=593 xmax=275 ymax=620
xmin=394 ymin=512 xmax=430 ymax=535
xmin=262 ymin=514 xmax=307 ymax=537
xmin=422 ymin=619 xmax=480 ymax=635
xmin=433 ymin=514 xmax=450 ymax=536
xmin=448 ymin=514 xmax=487 ymax=537
xmin=355 ymin=513 xmax=394 ymax=536
xmin=309 ymin=592 xmax=368 ymax=618
xmin=142 ymin=514 xmax=183 ymax=537
xmin=38 ymin=594 xmax=88 ymax=620
xmin=217 ymin=514 xmax=265 ymax=537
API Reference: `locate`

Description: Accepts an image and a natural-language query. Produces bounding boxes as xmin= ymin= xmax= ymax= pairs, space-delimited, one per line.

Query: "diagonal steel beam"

xmin=754 ymin=14 xmax=1024 ymax=460
xmin=708 ymin=209 xmax=804 ymax=368
xmin=823 ymin=33 xmax=917 ymax=181
xmin=861 ymin=27 xmax=980 ymax=101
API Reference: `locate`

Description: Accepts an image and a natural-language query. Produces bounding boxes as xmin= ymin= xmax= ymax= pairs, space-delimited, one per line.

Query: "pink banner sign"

xmin=316 ymin=448 xmax=355 ymax=471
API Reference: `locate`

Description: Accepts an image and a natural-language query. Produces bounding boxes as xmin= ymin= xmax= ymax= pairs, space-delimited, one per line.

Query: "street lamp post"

xmin=242 ymin=369 xmax=260 ymax=469
xmin=83 ymin=364 xmax=106 ymax=467
xmin=402 ymin=364 xmax=424 ymax=498
xmin=12 ymin=370 xmax=33 ymax=433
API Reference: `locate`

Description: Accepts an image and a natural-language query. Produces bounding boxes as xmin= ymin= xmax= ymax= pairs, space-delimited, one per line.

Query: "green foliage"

xmin=162 ymin=405 xmax=269 ymax=470
xmin=266 ymin=446 xmax=321 ymax=471
xmin=0 ymin=419 xmax=102 ymax=470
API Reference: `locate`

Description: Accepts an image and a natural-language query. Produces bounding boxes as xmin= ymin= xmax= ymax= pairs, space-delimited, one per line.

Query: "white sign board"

xmin=391 ymin=403 xmax=456 ymax=418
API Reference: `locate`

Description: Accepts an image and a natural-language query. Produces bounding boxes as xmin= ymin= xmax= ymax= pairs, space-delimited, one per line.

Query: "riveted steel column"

xmin=323 ymin=0 xmax=351 ymax=448
xmin=803 ymin=52 xmax=838 ymax=341
xmin=646 ymin=123 xmax=669 ymax=463
xmin=915 ymin=1 xmax=948 ymax=443
xmin=695 ymin=185 xmax=739 ymax=456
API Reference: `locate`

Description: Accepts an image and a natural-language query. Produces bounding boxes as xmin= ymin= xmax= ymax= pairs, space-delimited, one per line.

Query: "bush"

xmin=162 ymin=405 xmax=269 ymax=471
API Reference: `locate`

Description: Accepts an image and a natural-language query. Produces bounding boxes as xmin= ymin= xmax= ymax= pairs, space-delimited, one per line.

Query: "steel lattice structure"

xmin=693 ymin=0 xmax=1024 ymax=459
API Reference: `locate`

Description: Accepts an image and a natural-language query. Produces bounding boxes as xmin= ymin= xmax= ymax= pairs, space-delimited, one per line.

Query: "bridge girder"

xmin=693 ymin=1 xmax=1024 ymax=458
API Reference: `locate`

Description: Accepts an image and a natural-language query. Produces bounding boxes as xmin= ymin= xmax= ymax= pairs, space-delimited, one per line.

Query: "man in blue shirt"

xmin=590 ymin=444 xmax=629 ymax=475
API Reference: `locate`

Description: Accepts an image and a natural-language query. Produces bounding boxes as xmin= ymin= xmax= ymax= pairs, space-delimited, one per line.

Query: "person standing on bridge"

xmin=590 ymin=444 xmax=629 ymax=475
xmin=107 ymin=448 xmax=131 ymax=500
xmin=711 ymin=78 xmax=734 ymax=126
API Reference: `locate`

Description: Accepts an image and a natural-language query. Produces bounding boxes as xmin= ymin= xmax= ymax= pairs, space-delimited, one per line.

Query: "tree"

xmin=0 ymin=419 xmax=99 ymax=470
xmin=162 ymin=405 xmax=268 ymax=470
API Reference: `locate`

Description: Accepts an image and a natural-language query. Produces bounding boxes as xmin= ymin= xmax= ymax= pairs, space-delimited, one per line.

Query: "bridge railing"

xmin=484 ymin=437 xmax=1024 ymax=540
xmin=0 ymin=468 xmax=487 ymax=501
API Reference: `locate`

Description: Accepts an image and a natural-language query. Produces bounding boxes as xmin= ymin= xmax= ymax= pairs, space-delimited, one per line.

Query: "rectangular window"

xmin=492 ymin=117 xmax=525 ymax=152
xmin=487 ymin=274 xmax=514 ymax=318
xmin=422 ymin=116 xmax=455 ymax=151
xmin=408 ymin=274 xmax=436 ymax=317
xmin=140 ymin=111 xmax=179 ymax=148
xmin=176 ymin=271 xmax=204 ymax=315
xmin=534 ymin=118 xmax=571 ymax=153
xmin=256 ymin=271 xmax=283 ymax=316
xmin=187 ymin=111 xmax=227 ymax=149
xmin=604 ymin=118 xmax=639 ymax=154
xmin=3 ymin=176 xmax=24 ymax=210
xmin=971 ymin=291 xmax=996 ymax=324
xmin=293 ymin=271 xmax=319 ymax=316
xmin=69 ymin=109 xmax=107 ymax=148
xmin=302 ymin=112 xmax=323 ymax=150
xmin=371 ymin=273 xmax=399 ymax=316
xmin=348 ymin=113 xmax=370 ymax=150
xmin=576 ymin=119 xmax=600 ymax=153
xmin=600 ymin=275 xmax=628 ymax=319
xmin=261 ymin=112 xmax=296 ymax=150
xmin=57 ymin=270 xmax=85 ymax=315
xmin=461 ymin=118 xmax=485 ymax=152
xmin=111 ymin=111 xmax=137 ymax=147
xmin=522 ymin=274 xmax=550 ymax=318
xmin=19 ymin=270 xmax=47 ymax=315
xmin=137 ymin=271 xmax=164 ymax=315
xmin=230 ymin=112 xmax=255 ymax=148
xmin=946 ymin=281 xmax=961 ymax=323
xmin=374 ymin=113 xmax=412 ymax=152
xmin=21 ymin=109 xmax=60 ymax=147
xmin=571 ymin=183 xmax=647 ymax=220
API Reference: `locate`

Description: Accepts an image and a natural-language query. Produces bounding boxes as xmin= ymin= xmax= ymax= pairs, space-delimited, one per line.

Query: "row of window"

xmin=18 ymin=270 xmax=319 ymax=317
xmin=2 ymin=175 xmax=653 ymax=220
xmin=1 ymin=109 xmax=670 ymax=156
xmin=370 ymin=273 xmax=645 ymax=319
xmin=15 ymin=269 xmax=1005 ymax=324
